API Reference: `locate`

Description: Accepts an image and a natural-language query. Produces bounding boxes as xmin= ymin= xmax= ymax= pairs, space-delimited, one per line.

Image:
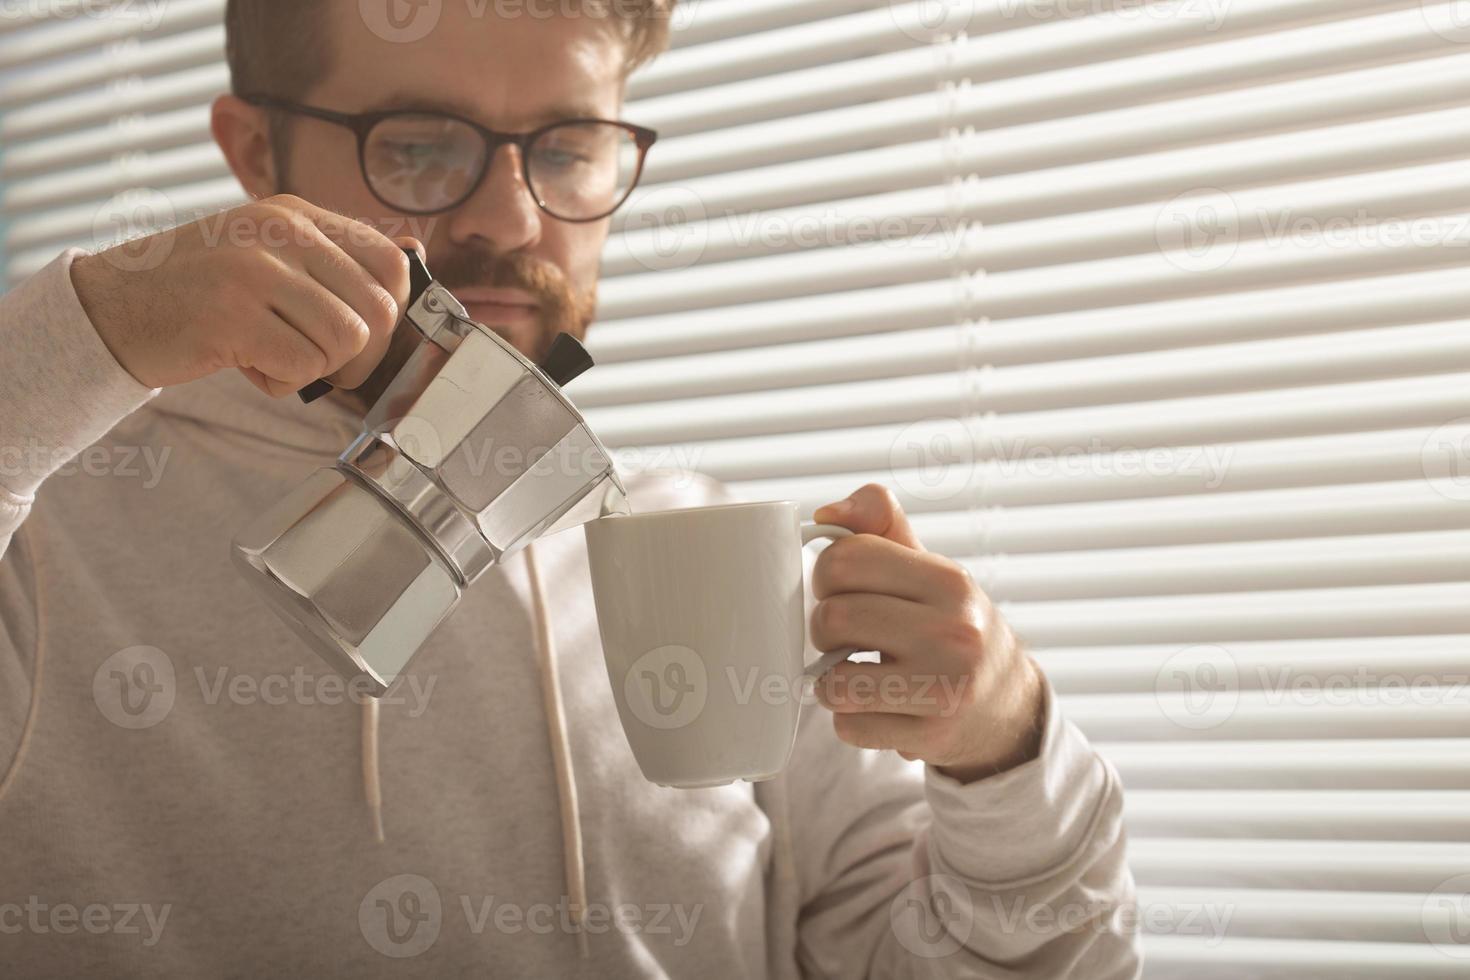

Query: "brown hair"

xmin=225 ymin=0 xmax=677 ymax=159
xmin=226 ymin=1 xmax=678 ymax=96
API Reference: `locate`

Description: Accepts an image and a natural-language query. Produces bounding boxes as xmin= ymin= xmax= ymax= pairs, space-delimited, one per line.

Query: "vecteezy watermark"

xmin=992 ymin=895 xmax=1232 ymax=947
xmin=887 ymin=0 xmax=972 ymax=43
xmin=1154 ymin=644 xmax=1470 ymax=731
xmin=1155 ymin=188 xmax=1470 ymax=272
xmin=993 ymin=893 xmax=1234 ymax=946
xmin=357 ymin=873 xmax=702 ymax=957
xmin=891 ymin=875 xmax=1229 ymax=959
xmin=93 ymin=188 xmax=177 ymax=273
xmin=619 ymin=184 xmax=709 ymax=273
xmin=888 ymin=418 xmax=1235 ymax=504
xmin=0 ymin=440 xmax=172 ymax=490
xmin=1424 ymin=873 xmax=1470 ymax=958
xmin=621 ymin=645 xmax=972 ymax=731
xmin=384 ymin=414 xmax=708 ymax=491
xmin=92 ymin=647 xmax=438 ymax=729
xmin=360 ymin=0 xmax=444 ymax=43
xmin=1154 ymin=644 xmax=1240 ymax=731
xmin=193 ymin=667 xmax=437 ymax=717
xmin=622 ymin=644 xmax=709 ymax=730
xmin=997 ymin=0 xmax=1231 ymax=30
xmin=358 ymin=0 xmax=697 ymax=44
xmin=1154 ymin=188 xmax=1241 ymax=273
xmin=0 ymin=0 xmax=168 ymax=30
xmin=1423 ymin=0 xmax=1470 ymax=43
xmin=91 ymin=190 xmax=441 ymax=274
xmin=890 ymin=874 xmax=975 ymax=958
xmin=1422 ymin=419 xmax=1470 ymax=502
xmin=93 ymin=646 xmax=177 ymax=731
xmin=620 ymin=196 xmax=966 ymax=274
xmin=891 ymin=0 xmax=1233 ymax=44
xmin=191 ymin=209 xmax=438 ymax=254
xmin=0 ymin=897 xmax=171 ymax=948
xmin=889 ymin=417 xmax=977 ymax=504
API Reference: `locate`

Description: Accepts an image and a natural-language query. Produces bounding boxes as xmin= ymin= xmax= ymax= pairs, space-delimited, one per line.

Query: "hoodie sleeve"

xmin=0 ymin=248 xmax=160 ymax=560
xmin=774 ymin=551 xmax=1141 ymax=979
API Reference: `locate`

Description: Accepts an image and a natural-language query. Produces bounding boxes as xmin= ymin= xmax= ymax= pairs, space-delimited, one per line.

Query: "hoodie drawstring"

xmin=524 ymin=540 xmax=591 ymax=958
xmin=362 ymin=697 xmax=385 ymax=844
xmin=358 ymin=540 xmax=589 ymax=958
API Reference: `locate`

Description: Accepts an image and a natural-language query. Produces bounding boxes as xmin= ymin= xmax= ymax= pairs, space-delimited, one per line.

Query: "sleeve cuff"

xmin=921 ymin=677 xmax=1117 ymax=883
xmin=0 ymin=247 xmax=160 ymax=500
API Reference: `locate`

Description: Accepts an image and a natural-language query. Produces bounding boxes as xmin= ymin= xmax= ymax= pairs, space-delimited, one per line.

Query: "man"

xmin=0 ymin=1 xmax=1138 ymax=976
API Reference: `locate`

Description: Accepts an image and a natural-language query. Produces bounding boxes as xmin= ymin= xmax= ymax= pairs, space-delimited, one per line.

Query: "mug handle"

xmin=799 ymin=523 xmax=865 ymax=679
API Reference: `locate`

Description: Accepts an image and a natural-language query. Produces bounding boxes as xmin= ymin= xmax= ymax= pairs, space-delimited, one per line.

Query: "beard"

xmin=431 ymin=242 xmax=598 ymax=365
xmin=326 ymin=243 xmax=597 ymax=416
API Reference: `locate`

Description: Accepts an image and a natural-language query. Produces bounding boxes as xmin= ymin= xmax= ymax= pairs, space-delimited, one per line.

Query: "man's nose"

xmin=445 ymin=143 xmax=542 ymax=253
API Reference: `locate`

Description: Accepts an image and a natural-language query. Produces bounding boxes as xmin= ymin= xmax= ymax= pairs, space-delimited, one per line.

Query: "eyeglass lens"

xmin=362 ymin=114 xmax=642 ymax=220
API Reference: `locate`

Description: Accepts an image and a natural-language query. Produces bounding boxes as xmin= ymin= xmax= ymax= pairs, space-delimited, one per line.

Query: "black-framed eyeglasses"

xmin=242 ymin=95 xmax=658 ymax=223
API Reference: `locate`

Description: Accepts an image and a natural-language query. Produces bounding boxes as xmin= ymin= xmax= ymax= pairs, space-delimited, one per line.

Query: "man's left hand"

xmin=810 ymin=484 xmax=1045 ymax=784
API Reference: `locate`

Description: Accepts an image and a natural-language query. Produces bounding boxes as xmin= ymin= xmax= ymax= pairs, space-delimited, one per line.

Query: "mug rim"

xmin=595 ymin=498 xmax=794 ymax=524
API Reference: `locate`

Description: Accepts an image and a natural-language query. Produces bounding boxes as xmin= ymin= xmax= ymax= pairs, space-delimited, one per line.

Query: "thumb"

xmin=393 ymin=237 xmax=427 ymax=265
xmin=813 ymin=484 xmax=924 ymax=551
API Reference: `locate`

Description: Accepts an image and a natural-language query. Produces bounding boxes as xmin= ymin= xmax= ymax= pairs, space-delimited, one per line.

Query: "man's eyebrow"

xmin=369 ymin=93 xmax=611 ymax=128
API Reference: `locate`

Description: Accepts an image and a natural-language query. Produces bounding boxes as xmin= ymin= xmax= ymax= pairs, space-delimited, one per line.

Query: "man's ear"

xmin=211 ymin=94 xmax=278 ymax=200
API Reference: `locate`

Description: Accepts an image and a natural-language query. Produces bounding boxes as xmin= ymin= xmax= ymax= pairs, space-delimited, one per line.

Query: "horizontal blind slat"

xmin=1099 ymin=737 xmax=1470 ymax=789
xmin=966 ymin=530 xmax=1470 ymax=601
xmin=1140 ymin=934 xmax=1468 ymax=977
xmin=916 ymin=478 xmax=1470 ymax=555
xmin=1004 ymin=582 xmax=1470 ymax=647
xmin=1131 ymin=837 xmax=1470 ymax=891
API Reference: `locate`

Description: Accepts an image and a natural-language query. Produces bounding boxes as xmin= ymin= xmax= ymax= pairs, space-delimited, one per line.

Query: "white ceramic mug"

xmin=584 ymin=500 xmax=856 ymax=788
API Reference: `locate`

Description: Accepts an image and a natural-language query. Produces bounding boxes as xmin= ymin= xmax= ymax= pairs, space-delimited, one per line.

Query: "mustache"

xmin=431 ymin=246 xmax=567 ymax=308
xmin=425 ymin=245 xmax=597 ymax=362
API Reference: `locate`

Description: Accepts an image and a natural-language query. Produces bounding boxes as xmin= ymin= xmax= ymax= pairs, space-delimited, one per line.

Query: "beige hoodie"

xmin=0 ymin=249 xmax=1140 ymax=978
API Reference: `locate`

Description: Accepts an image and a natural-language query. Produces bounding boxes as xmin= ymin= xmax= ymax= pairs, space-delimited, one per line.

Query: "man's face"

xmin=274 ymin=5 xmax=628 ymax=363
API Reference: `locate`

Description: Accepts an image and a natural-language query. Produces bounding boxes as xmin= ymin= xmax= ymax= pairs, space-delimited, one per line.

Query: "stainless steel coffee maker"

xmin=232 ymin=250 xmax=627 ymax=697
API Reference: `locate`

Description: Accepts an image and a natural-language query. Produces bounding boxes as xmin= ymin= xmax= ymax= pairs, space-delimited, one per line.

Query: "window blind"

xmin=4 ymin=1 xmax=1470 ymax=975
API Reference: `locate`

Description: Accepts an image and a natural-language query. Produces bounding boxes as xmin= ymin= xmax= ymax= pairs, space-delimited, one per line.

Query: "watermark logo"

xmin=889 ymin=0 xmax=968 ymax=42
xmin=93 ymin=646 xmax=176 ymax=730
xmin=360 ymin=874 xmax=443 ymax=958
xmin=1155 ymin=188 xmax=1240 ymax=273
xmin=1155 ymin=644 xmax=1239 ymax=731
xmin=93 ymin=646 xmax=437 ymax=726
xmin=0 ymin=0 xmax=168 ymax=30
xmin=0 ymin=897 xmax=171 ymax=947
xmin=386 ymin=414 xmax=447 ymax=470
xmin=623 ymin=644 xmax=707 ymax=729
xmin=360 ymin=0 xmax=443 ymax=42
xmin=358 ymin=872 xmax=701 ymax=953
xmin=669 ymin=0 xmax=702 ymax=32
xmin=996 ymin=0 xmax=1230 ymax=31
xmin=0 ymin=440 xmax=171 ymax=490
xmin=890 ymin=417 xmax=977 ymax=504
xmin=93 ymin=188 xmax=176 ymax=273
xmin=622 ymin=184 xmax=710 ymax=272
xmin=1424 ymin=874 xmax=1470 ymax=957
xmin=889 ymin=874 xmax=975 ymax=958
xmin=1422 ymin=420 xmax=1470 ymax=501
xmin=1424 ymin=0 xmax=1470 ymax=42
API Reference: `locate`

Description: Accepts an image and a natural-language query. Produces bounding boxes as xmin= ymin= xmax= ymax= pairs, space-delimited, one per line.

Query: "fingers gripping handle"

xmin=799 ymin=523 xmax=863 ymax=679
xmin=297 ymin=247 xmax=434 ymax=404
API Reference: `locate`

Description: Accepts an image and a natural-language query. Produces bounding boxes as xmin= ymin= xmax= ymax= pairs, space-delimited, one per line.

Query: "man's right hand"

xmin=71 ymin=195 xmax=419 ymax=399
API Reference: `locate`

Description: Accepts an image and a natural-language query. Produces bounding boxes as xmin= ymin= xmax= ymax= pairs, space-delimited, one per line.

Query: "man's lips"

xmin=454 ymin=287 xmax=538 ymax=307
xmin=454 ymin=288 xmax=539 ymax=328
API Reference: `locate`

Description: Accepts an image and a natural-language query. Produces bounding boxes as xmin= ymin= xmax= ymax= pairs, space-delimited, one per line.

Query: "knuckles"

xmin=361 ymin=282 xmax=401 ymax=335
xmin=933 ymin=557 xmax=976 ymax=603
xmin=812 ymin=535 xmax=870 ymax=594
xmin=810 ymin=596 xmax=850 ymax=647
